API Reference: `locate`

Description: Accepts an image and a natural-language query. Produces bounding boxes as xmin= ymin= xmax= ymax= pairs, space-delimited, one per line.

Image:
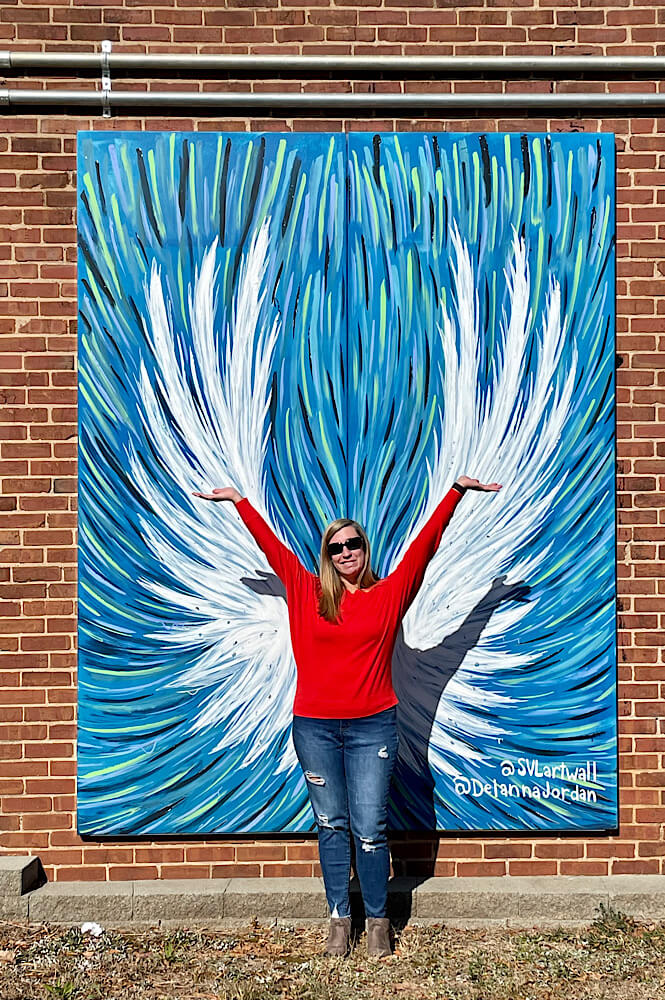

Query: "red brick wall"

xmin=1 ymin=1 xmax=664 ymax=883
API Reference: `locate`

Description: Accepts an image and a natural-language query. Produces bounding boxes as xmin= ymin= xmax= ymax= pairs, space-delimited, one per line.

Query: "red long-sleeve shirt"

xmin=235 ymin=487 xmax=464 ymax=719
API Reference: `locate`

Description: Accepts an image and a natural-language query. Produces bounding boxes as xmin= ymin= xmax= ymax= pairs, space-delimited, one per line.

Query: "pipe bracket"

xmin=100 ymin=39 xmax=112 ymax=118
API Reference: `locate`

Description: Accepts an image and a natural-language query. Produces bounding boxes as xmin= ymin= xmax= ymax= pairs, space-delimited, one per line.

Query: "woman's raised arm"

xmin=192 ymin=487 xmax=308 ymax=586
xmin=388 ymin=477 xmax=501 ymax=615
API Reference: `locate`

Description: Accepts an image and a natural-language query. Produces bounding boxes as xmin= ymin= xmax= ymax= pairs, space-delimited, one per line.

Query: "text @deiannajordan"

xmin=453 ymin=757 xmax=602 ymax=806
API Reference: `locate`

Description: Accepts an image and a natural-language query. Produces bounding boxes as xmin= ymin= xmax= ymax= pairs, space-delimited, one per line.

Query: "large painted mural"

xmin=78 ymin=131 xmax=616 ymax=836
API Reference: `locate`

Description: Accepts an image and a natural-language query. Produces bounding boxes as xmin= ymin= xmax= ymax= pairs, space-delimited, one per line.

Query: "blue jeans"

xmin=292 ymin=707 xmax=398 ymax=919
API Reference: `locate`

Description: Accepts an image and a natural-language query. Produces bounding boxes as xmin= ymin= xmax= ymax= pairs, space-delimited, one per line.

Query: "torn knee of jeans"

xmin=377 ymin=746 xmax=389 ymax=759
xmin=305 ymin=770 xmax=326 ymax=786
xmin=317 ymin=813 xmax=347 ymax=832
xmin=359 ymin=836 xmax=380 ymax=853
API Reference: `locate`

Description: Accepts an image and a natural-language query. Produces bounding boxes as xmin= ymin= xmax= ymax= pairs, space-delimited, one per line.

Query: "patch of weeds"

xmin=467 ymin=953 xmax=487 ymax=983
xmin=44 ymin=980 xmax=78 ymax=1000
xmin=161 ymin=928 xmax=202 ymax=965
xmin=591 ymin=902 xmax=637 ymax=937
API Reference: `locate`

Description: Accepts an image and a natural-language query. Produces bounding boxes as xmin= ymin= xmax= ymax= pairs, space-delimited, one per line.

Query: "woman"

xmin=193 ymin=476 xmax=501 ymax=956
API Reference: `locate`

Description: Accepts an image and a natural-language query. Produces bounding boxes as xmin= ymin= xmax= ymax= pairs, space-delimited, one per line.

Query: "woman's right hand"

xmin=192 ymin=487 xmax=242 ymax=503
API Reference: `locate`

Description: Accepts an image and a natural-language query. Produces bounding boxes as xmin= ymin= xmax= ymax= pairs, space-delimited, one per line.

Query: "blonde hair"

xmin=318 ymin=518 xmax=379 ymax=623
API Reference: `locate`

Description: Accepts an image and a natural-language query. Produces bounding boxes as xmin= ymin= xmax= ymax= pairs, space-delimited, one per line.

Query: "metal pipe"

xmin=2 ymin=87 xmax=665 ymax=113
xmin=2 ymin=51 xmax=665 ymax=78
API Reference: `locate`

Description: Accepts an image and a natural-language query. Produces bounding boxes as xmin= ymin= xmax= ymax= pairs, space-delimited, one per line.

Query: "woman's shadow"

xmin=386 ymin=575 xmax=530 ymax=925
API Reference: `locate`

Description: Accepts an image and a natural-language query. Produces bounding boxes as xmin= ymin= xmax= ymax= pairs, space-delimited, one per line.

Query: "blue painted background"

xmin=78 ymin=132 xmax=616 ymax=835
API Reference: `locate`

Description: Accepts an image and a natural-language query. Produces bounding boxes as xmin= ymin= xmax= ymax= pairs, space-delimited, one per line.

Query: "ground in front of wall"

xmin=1 ymin=907 xmax=664 ymax=999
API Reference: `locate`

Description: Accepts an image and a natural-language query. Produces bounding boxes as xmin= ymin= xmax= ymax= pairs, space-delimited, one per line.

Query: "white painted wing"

xmin=394 ymin=228 xmax=580 ymax=759
xmin=127 ymin=222 xmax=298 ymax=774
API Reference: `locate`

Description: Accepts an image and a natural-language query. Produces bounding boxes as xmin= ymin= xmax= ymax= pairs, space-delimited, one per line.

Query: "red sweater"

xmin=235 ymin=487 xmax=464 ymax=719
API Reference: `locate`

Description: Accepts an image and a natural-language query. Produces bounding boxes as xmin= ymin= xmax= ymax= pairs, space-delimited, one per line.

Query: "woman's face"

xmin=328 ymin=525 xmax=365 ymax=585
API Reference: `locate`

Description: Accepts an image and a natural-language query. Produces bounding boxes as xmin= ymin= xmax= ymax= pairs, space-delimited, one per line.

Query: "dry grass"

xmin=1 ymin=906 xmax=665 ymax=1000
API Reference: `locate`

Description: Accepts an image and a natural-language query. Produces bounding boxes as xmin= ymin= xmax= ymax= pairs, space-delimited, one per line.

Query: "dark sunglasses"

xmin=327 ymin=536 xmax=365 ymax=557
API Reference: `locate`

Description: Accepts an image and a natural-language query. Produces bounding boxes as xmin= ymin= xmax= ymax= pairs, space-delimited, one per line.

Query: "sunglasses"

xmin=327 ymin=536 xmax=365 ymax=557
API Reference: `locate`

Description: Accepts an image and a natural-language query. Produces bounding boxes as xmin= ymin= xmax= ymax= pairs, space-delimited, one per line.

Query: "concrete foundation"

xmin=1 ymin=857 xmax=664 ymax=928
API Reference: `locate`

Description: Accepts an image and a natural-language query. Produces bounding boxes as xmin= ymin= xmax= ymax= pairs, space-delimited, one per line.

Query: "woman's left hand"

xmin=456 ymin=476 xmax=502 ymax=492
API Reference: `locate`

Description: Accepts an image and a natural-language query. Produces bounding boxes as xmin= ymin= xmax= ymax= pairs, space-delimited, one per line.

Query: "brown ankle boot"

xmin=325 ymin=916 xmax=351 ymax=956
xmin=367 ymin=917 xmax=392 ymax=957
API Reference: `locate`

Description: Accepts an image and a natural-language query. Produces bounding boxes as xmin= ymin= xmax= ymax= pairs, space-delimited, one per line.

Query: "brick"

xmin=211 ymin=864 xmax=261 ymax=878
xmin=185 ymin=846 xmax=235 ymax=862
xmin=456 ymin=862 xmax=507 ymax=877
xmin=484 ymin=843 xmax=532 ymax=859
xmin=560 ymin=862 xmax=609 ymax=875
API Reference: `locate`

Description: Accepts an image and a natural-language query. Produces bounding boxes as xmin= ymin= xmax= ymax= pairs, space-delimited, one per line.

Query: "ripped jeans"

xmin=292 ymin=706 xmax=398 ymax=919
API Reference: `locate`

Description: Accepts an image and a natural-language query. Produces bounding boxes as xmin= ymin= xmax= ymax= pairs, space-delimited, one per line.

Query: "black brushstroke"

xmin=297 ymin=386 xmax=316 ymax=450
xmin=483 ymin=277 xmax=490 ymax=336
xmin=292 ymin=286 xmax=300 ymax=333
xmin=592 ymin=138 xmax=602 ymax=191
xmin=271 ymin=260 xmax=283 ymax=305
xmin=479 ymin=135 xmax=491 ymax=207
xmin=78 ymin=234 xmax=115 ymax=307
xmin=587 ymin=206 xmax=597 ymax=255
xmin=218 ymin=138 xmax=232 ymax=246
xmin=520 ymin=134 xmax=531 ymax=196
xmin=142 ymin=427 xmax=176 ymax=481
xmin=361 ymin=234 xmax=369 ymax=307
xmin=407 ymin=422 xmax=423 ymax=467
xmin=136 ymin=236 xmax=149 ymax=268
xmin=428 ymin=265 xmax=438 ymax=300
xmin=94 ymin=160 xmax=106 ymax=214
xmin=379 ymin=454 xmax=396 ymax=503
xmin=136 ymin=148 xmax=163 ymax=246
xmin=432 ymin=135 xmax=441 ymax=171
xmin=372 ymin=133 xmax=381 ymax=186
xmin=102 ymin=326 xmax=128 ymax=372
xmin=268 ymin=371 xmax=278 ymax=427
xmin=281 ymin=156 xmax=302 ymax=238
xmin=568 ymin=193 xmax=578 ymax=254
xmin=80 ymin=189 xmax=92 ymax=224
xmin=383 ymin=399 xmax=395 ymax=444
xmin=128 ymin=296 xmax=144 ymax=336
xmin=389 ymin=200 xmax=397 ymax=247
xmin=267 ymin=466 xmax=290 ymax=514
xmin=545 ymin=135 xmax=553 ymax=207
xmin=327 ymin=373 xmax=340 ymax=426
xmin=185 ymin=228 xmax=194 ymax=273
xmin=178 ymin=139 xmax=189 ymax=221
xmin=408 ymin=189 xmax=415 ymax=232
xmin=317 ymin=457 xmax=336 ymax=505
